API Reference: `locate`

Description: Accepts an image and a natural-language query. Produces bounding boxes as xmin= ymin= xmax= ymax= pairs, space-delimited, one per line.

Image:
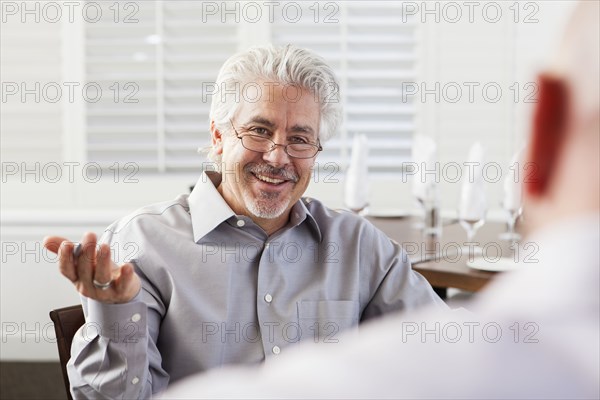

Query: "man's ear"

xmin=525 ymin=74 xmax=569 ymax=197
xmin=210 ymin=120 xmax=224 ymax=155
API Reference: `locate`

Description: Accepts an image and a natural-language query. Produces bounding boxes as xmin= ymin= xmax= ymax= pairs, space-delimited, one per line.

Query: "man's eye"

xmin=250 ymin=127 xmax=269 ymax=135
xmin=291 ymin=136 xmax=309 ymax=144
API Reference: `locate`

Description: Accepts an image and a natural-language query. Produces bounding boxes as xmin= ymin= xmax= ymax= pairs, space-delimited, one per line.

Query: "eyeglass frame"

xmin=229 ymin=120 xmax=323 ymax=159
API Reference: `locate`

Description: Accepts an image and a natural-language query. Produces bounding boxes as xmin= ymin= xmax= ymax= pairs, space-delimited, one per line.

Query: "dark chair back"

xmin=49 ymin=305 xmax=85 ymax=400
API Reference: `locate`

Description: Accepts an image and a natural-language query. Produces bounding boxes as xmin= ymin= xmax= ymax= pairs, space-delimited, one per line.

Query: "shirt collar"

xmin=188 ymin=171 xmax=323 ymax=243
xmin=292 ymin=198 xmax=323 ymax=243
xmin=189 ymin=171 xmax=234 ymax=242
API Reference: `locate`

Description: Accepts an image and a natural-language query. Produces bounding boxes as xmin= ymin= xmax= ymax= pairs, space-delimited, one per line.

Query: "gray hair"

xmin=205 ymin=44 xmax=342 ymax=163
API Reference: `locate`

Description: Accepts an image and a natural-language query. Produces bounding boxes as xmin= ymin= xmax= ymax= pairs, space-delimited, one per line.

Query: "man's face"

xmin=212 ymin=81 xmax=320 ymax=223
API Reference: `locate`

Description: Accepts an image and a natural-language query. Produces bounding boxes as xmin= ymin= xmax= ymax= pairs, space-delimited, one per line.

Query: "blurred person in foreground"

xmin=165 ymin=2 xmax=599 ymax=399
xmin=43 ymin=44 xmax=446 ymax=398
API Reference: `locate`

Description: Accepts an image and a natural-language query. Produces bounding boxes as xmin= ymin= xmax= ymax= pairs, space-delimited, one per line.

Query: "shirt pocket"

xmin=297 ymin=300 xmax=359 ymax=344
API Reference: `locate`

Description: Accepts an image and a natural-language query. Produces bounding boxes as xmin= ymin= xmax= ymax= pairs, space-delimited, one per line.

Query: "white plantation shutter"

xmin=0 ymin=17 xmax=63 ymax=166
xmin=162 ymin=1 xmax=238 ymax=171
xmin=85 ymin=1 xmax=238 ymax=172
xmin=270 ymin=2 xmax=344 ymax=169
xmin=85 ymin=2 xmax=160 ymax=170
xmin=84 ymin=1 xmax=416 ymax=174
xmin=272 ymin=1 xmax=417 ymax=173
xmin=346 ymin=2 xmax=416 ymax=172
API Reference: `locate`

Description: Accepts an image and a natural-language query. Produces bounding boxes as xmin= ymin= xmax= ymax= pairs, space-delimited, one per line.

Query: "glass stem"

xmin=467 ymin=225 xmax=474 ymax=242
xmin=507 ymin=216 xmax=516 ymax=235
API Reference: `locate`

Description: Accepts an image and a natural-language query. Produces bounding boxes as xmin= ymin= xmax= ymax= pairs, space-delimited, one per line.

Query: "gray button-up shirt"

xmin=68 ymin=172 xmax=446 ymax=399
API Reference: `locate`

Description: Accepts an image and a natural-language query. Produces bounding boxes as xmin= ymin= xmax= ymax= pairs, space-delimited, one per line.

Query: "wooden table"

xmin=368 ymin=216 xmax=518 ymax=296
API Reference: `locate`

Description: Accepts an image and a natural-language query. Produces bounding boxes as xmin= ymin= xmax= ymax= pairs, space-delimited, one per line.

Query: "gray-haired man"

xmin=166 ymin=3 xmax=600 ymax=398
xmin=45 ymin=45 xmax=445 ymax=398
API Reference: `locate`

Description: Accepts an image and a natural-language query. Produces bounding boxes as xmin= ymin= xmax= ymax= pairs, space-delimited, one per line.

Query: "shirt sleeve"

xmin=66 ymin=228 xmax=169 ymax=399
xmin=360 ymin=225 xmax=448 ymax=321
xmin=66 ymin=287 xmax=168 ymax=399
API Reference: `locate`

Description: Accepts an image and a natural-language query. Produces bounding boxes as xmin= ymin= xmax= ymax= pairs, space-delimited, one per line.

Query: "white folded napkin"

xmin=411 ymin=135 xmax=437 ymax=202
xmin=459 ymin=142 xmax=487 ymax=221
xmin=344 ymin=134 xmax=369 ymax=211
xmin=503 ymin=148 xmax=524 ymax=211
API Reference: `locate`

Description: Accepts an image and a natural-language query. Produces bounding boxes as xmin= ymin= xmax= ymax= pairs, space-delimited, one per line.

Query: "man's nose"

xmin=262 ymin=144 xmax=291 ymax=166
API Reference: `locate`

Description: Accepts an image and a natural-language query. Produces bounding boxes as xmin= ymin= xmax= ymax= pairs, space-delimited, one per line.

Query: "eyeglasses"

xmin=230 ymin=120 xmax=322 ymax=159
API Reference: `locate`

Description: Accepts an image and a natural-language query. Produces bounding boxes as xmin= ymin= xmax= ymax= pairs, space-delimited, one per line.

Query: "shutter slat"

xmin=85 ymin=1 xmax=415 ymax=172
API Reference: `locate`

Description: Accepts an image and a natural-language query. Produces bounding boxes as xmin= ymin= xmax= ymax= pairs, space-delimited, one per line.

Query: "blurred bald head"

xmin=524 ymin=1 xmax=599 ymax=233
xmin=550 ymin=1 xmax=599 ymax=120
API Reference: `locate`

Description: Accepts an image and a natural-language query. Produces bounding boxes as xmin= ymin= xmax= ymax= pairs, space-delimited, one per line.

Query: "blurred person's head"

xmin=524 ymin=1 xmax=600 ymax=233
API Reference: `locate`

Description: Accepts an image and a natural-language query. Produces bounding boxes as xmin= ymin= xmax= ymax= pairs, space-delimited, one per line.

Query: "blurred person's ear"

xmin=525 ymin=75 xmax=569 ymax=198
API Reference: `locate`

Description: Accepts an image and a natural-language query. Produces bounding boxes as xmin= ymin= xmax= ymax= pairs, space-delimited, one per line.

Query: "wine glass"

xmin=499 ymin=202 xmax=522 ymax=242
xmin=411 ymin=135 xmax=437 ymax=230
xmin=413 ymin=183 xmax=439 ymax=231
xmin=459 ymin=208 xmax=486 ymax=258
xmin=412 ymin=196 xmax=426 ymax=229
xmin=422 ymin=185 xmax=441 ymax=236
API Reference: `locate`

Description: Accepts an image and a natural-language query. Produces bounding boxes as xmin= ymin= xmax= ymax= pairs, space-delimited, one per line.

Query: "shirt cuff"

xmin=85 ymin=292 xmax=147 ymax=342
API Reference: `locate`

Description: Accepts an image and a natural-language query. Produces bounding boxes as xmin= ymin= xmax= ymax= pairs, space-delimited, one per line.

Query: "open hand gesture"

xmin=44 ymin=232 xmax=141 ymax=304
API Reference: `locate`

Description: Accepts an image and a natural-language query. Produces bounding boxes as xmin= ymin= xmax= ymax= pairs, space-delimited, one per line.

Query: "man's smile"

xmin=253 ymin=173 xmax=287 ymax=185
xmin=245 ymin=163 xmax=300 ymax=189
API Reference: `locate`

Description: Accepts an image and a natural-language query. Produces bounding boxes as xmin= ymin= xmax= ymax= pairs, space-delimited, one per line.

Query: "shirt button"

xmin=264 ymin=293 xmax=273 ymax=303
xmin=264 ymin=243 xmax=270 ymax=249
xmin=236 ymin=219 xmax=245 ymax=227
xmin=272 ymin=345 xmax=281 ymax=355
xmin=131 ymin=377 xmax=140 ymax=385
xmin=131 ymin=313 xmax=141 ymax=322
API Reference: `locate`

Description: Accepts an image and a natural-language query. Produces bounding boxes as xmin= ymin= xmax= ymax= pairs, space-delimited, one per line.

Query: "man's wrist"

xmin=83 ymin=290 xmax=147 ymax=342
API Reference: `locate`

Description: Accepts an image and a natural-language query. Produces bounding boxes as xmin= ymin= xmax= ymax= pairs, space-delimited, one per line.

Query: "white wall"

xmin=0 ymin=1 xmax=576 ymax=360
xmin=1 ymin=214 xmax=107 ymax=360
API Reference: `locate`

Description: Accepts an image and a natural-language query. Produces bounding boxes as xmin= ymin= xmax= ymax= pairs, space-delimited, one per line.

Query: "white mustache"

xmin=246 ymin=163 xmax=299 ymax=183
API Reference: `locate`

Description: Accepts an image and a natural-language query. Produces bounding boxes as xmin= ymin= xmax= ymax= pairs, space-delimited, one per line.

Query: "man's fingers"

xmin=43 ymin=236 xmax=68 ymax=254
xmin=93 ymin=243 xmax=114 ymax=289
xmin=92 ymin=263 xmax=140 ymax=304
xmin=114 ymin=263 xmax=138 ymax=292
xmin=48 ymin=232 xmax=139 ymax=303
xmin=49 ymin=231 xmax=140 ymax=303
xmin=57 ymin=241 xmax=78 ymax=282
xmin=113 ymin=263 xmax=128 ymax=292
xmin=76 ymin=232 xmax=97 ymax=287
